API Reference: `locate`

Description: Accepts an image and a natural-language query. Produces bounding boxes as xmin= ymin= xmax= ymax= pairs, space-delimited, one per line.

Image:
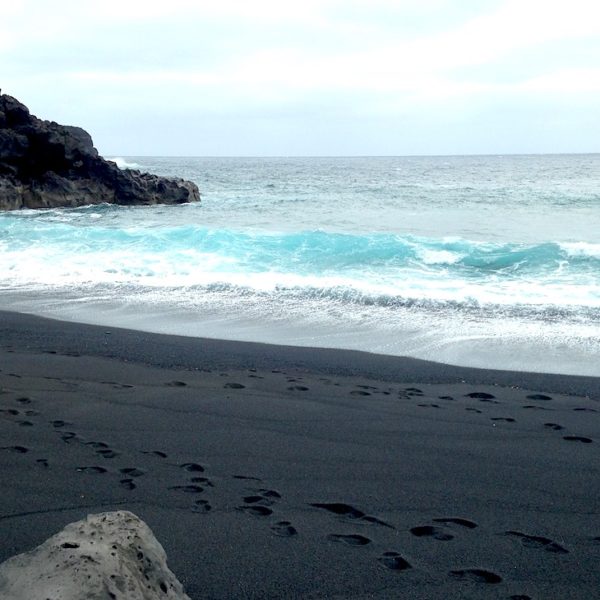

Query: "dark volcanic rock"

xmin=0 ymin=94 xmax=200 ymax=210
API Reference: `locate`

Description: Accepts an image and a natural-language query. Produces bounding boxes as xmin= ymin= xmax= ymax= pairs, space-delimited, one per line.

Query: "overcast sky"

xmin=2 ymin=0 xmax=600 ymax=156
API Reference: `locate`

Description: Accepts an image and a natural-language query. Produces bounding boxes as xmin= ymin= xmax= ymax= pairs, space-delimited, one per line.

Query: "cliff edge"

xmin=0 ymin=94 xmax=200 ymax=210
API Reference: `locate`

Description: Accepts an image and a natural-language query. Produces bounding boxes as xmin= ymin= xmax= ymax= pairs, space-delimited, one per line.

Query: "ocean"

xmin=1 ymin=154 xmax=599 ymax=376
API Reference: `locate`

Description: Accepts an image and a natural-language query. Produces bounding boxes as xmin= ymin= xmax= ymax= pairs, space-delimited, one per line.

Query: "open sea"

xmin=1 ymin=155 xmax=599 ymax=376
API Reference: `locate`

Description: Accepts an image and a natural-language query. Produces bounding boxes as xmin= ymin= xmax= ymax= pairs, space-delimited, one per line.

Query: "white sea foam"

xmin=106 ymin=157 xmax=142 ymax=170
xmin=560 ymin=241 xmax=600 ymax=259
xmin=415 ymin=248 xmax=462 ymax=265
xmin=2 ymin=240 xmax=598 ymax=311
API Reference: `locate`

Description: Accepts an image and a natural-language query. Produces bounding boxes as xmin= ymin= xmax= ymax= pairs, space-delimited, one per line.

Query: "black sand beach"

xmin=1 ymin=310 xmax=599 ymax=599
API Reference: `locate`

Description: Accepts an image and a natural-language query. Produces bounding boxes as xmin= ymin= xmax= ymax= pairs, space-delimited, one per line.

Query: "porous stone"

xmin=0 ymin=510 xmax=191 ymax=599
xmin=0 ymin=93 xmax=200 ymax=210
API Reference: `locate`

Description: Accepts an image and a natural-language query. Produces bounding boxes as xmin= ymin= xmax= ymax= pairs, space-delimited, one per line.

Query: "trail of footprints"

xmin=1 ymin=393 xmax=489 ymax=582
xmin=225 ymin=371 xmax=597 ymax=448
xmin=1 ymin=374 xmax=597 ymax=592
xmin=410 ymin=387 xmax=595 ymax=444
xmin=0 ymin=388 xmax=154 ymax=493
xmin=324 ymin=380 xmax=597 ymax=446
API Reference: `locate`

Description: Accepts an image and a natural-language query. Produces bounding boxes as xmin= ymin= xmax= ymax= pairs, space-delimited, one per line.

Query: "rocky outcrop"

xmin=0 ymin=511 xmax=191 ymax=599
xmin=0 ymin=94 xmax=200 ymax=210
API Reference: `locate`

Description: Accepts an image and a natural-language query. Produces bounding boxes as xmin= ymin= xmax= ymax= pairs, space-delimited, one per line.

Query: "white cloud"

xmin=2 ymin=0 xmax=599 ymax=153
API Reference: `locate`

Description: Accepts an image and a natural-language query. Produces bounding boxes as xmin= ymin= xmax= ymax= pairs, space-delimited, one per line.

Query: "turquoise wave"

xmin=1 ymin=216 xmax=599 ymax=279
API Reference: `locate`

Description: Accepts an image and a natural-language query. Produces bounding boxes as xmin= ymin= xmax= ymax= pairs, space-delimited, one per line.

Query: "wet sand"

xmin=1 ymin=311 xmax=599 ymax=599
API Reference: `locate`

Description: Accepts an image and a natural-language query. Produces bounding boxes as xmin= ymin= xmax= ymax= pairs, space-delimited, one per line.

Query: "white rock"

xmin=0 ymin=510 xmax=191 ymax=600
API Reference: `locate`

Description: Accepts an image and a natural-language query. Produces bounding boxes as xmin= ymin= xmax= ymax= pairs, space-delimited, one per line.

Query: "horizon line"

xmin=108 ymin=152 xmax=600 ymax=159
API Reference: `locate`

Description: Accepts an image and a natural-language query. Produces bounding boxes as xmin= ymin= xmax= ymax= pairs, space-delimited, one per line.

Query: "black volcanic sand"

xmin=1 ymin=311 xmax=599 ymax=599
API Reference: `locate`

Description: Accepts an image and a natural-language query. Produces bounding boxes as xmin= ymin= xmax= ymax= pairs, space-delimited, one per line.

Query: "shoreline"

xmin=1 ymin=309 xmax=599 ymax=598
xmin=1 ymin=310 xmax=599 ymax=397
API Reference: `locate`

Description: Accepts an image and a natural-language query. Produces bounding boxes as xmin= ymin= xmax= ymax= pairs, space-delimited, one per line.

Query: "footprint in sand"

xmin=288 ymin=385 xmax=309 ymax=391
xmin=86 ymin=441 xmax=109 ymax=449
xmin=0 ymin=408 xmax=19 ymax=416
xmin=378 ymin=552 xmax=412 ymax=571
xmin=242 ymin=488 xmax=281 ymax=510
xmin=526 ymin=394 xmax=552 ymax=401
xmin=96 ymin=449 xmax=120 ymax=458
xmin=180 ymin=462 xmax=205 ymax=473
xmin=465 ymin=392 xmax=496 ymax=401
xmin=77 ymin=466 xmax=107 ymax=474
xmin=271 ymin=521 xmax=297 ymax=537
xmin=505 ymin=530 xmax=569 ymax=554
xmin=1 ymin=445 xmax=29 ymax=453
xmin=166 ymin=381 xmax=187 ymax=387
xmin=410 ymin=525 xmax=453 ymax=541
xmin=191 ymin=500 xmax=212 ymax=513
xmin=190 ymin=477 xmax=214 ymax=487
xmin=573 ymin=407 xmax=597 ymax=413
xmin=438 ymin=395 xmax=455 ymax=401
xmin=450 ymin=569 xmax=502 ymax=584
xmin=433 ymin=517 xmax=478 ymax=529
xmin=544 ymin=423 xmax=564 ymax=431
xmin=101 ymin=381 xmax=134 ymax=389
xmin=404 ymin=388 xmax=424 ymax=396
xmin=311 ymin=503 xmax=393 ymax=528
xmin=244 ymin=495 xmax=275 ymax=507
xmin=255 ymin=489 xmax=281 ymax=499
xmin=491 ymin=417 xmax=515 ymax=423
xmin=239 ymin=505 xmax=273 ymax=517
xmin=311 ymin=503 xmax=369 ymax=519
xmin=59 ymin=432 xmax=79 ymax=444
xmin=169 ymin=485 xmax=204 ymax=494
xmin=18 ymin=420 xmax=33 ymax=427
xmin=233 ymin=475 xmax=262 ymax=482
xmin=327 ymin=533 xmax=371 ymax=546
xmin=142 ymin=450 xmax=168 ymax=458
xmin=224 ymin=382 xmax=245 ymax=389
xmin=36 ymin=458 xmax=49 ymax=467
xmin=563 ymin=436 xmax=593 ymax=444
xmin=120 ymin=467 xmax=145 ymax=477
